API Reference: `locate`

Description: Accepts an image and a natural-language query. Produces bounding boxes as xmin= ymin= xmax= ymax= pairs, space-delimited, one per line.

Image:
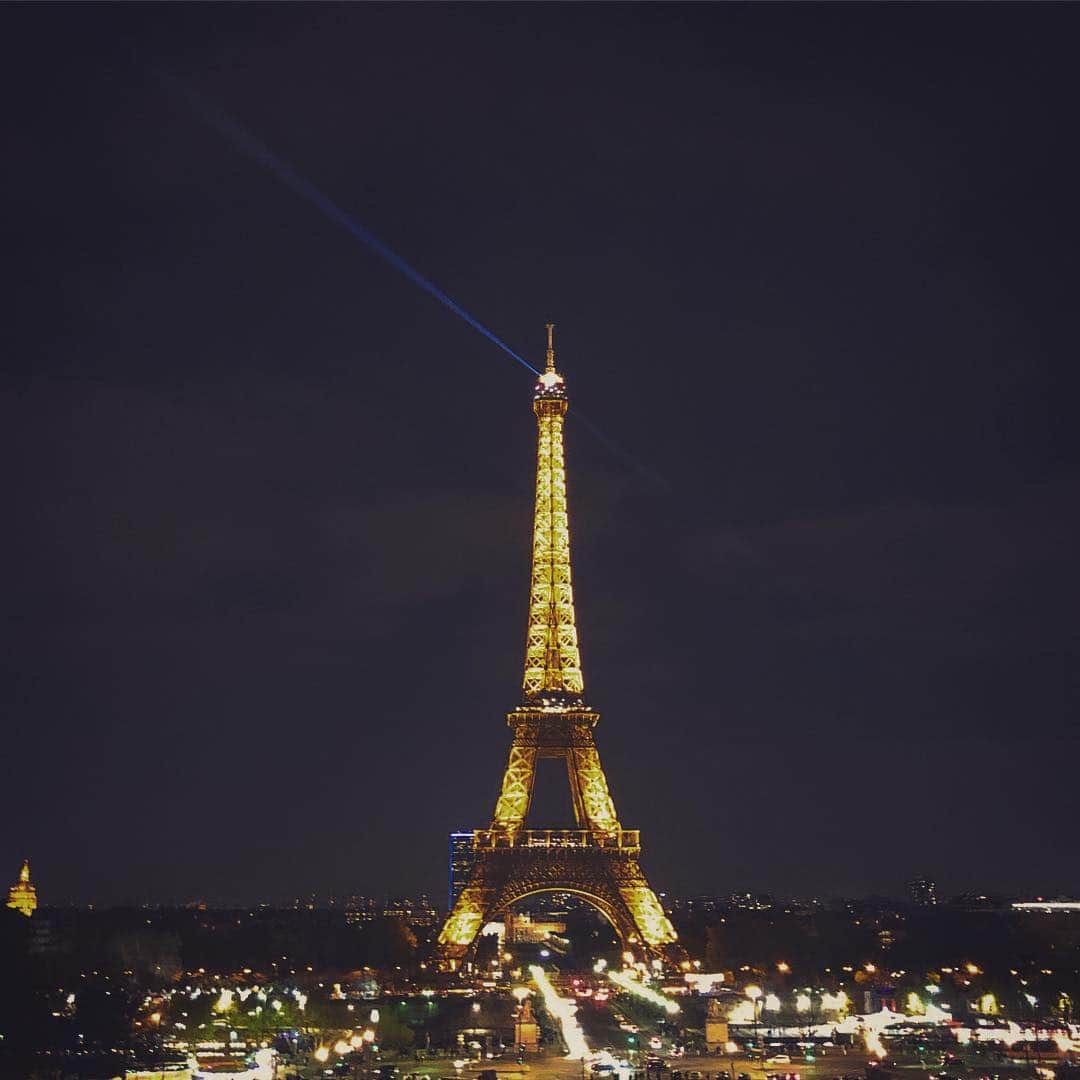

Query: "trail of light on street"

xmin=529 ymin=965 xmax=590 ymax=1059
xmin=864 ymin=1026 xmax=887 ymax=1059
xmin=607 ymin=969 xmax=680 ymax=1014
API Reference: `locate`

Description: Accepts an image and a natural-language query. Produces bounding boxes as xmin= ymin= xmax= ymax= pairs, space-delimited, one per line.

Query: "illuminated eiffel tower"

xmin=438 ymin=326 xmax=677 ymax=967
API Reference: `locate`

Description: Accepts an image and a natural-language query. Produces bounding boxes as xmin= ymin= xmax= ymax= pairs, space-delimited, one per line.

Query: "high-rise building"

xmin=448 ymin=831 xmax=475 ymax=910
xmin=7 ymin=858 xmax=38 ymax=917
xmin=908 ymin=877 xmax=938 ymax=907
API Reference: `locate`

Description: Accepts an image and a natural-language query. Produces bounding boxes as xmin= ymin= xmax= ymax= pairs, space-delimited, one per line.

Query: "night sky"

xmin=3 ymin=5 xmax=1077 ymax=907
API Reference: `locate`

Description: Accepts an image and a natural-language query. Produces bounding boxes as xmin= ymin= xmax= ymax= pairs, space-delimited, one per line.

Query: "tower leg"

xmin=492 ymin=742 xmax=537 ymax=832
xmin=570 ymin=743 xmax=620 ymax=833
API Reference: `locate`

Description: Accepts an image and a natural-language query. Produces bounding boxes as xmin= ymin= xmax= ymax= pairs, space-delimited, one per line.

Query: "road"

xmin=452 ymin=1049 xmax=878 ymax=1080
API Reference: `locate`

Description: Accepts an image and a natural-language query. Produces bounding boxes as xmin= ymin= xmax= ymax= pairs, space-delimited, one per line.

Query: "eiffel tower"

xmin=437 ymin=325 xmax=677 ymax=967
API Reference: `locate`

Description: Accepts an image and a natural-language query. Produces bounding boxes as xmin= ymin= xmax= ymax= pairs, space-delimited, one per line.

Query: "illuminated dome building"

xmin=7 ymin=858 xmax=38 ymax=916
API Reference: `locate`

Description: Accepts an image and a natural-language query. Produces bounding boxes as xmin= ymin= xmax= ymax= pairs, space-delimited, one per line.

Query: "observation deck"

xmin=473 ymin=828 xmax=641 ymax=853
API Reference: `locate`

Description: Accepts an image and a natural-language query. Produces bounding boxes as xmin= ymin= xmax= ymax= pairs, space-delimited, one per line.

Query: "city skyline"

xmin=3 ymin=5 xmax=1078 ymax=906
xmin=8 ymin=854 xmax=1074 ymax=915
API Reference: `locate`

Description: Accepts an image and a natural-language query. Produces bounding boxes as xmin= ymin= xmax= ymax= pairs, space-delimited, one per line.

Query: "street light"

xmin=796 ymin=992 xmax=814 ymax=1040
xmin=745 ymin=986 xmax=763 ymax=1051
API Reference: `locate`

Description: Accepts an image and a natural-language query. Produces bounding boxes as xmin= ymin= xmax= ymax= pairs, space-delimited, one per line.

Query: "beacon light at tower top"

xmin=608 ymin=968 xmax=680 ymax=1014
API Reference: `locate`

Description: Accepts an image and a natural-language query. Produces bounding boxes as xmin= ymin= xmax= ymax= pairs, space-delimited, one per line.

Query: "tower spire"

xmin=523 ymin=324 xmax=582 ymax=702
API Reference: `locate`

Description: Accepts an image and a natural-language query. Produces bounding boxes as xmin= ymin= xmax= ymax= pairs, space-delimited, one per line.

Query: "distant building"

xmin=908 ymin=877 xmax=938 ymax=907
xmin=729 ymin=891 xmax=774 ymax=911
xmin=448 ymin=831 xmax=475 ymax=909
xmin=7 ymin=858 xmax=38 ymax=917
xmin=383 ymin=895 xmax=438 ymax=928
xmin=27 ymin=914 xmax=59 ymax=956
xmin=345 ymin=895 xmax=379 ymax=924
xmin=505 ymin=910 xmax=567 ymax=943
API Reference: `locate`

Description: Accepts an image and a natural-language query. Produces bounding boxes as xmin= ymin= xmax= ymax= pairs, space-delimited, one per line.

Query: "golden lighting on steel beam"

xmin=437 ymin=327 xmax=677 ymax=965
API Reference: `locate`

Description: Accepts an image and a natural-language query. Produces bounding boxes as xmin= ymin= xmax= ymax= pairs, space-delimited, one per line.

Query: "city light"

xmin=796 ymin=994 xmax=811 ymax=1013
xmin=728 ymin=1000 xmax=756 ymax=1024
xmin=529 ymin=965 xmax=590 ymax=1058
xmin=253 ymin=1048 xmax=275 ymax=1078
xmin=1013 ymin=901 xmax=1080 ymax=911
xmin=608 ymin=968 xmax=680 ymax=1014
xmin=865 ymin=1028 xmax=887 ymax=1059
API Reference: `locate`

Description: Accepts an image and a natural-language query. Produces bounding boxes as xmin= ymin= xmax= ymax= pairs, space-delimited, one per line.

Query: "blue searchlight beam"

xmin=156 ymin=70 xmax=539 ymax=378
xmin=156 ymin=73 xmax=664 ymax=487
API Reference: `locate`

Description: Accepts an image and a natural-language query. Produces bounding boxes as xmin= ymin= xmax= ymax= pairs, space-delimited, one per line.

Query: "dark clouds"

xmin=1 ymin=4 xmax=1077 ymax=905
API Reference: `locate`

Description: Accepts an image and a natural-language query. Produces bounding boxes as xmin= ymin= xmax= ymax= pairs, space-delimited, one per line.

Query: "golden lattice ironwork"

xmin=438 ymin=326 xmax=677 ymax=966
xmin=472 ymin=829 xmax=641 ymax=851
xmin=523 ymin=323 xmax=583 ymax=701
